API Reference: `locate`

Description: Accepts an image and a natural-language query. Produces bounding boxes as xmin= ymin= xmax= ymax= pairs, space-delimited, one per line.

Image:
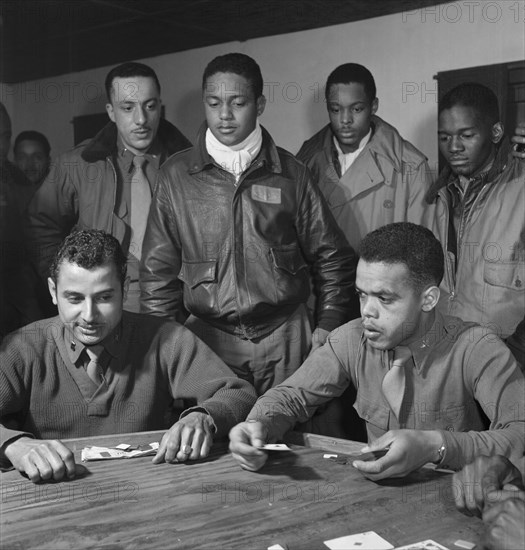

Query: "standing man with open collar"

xmin=26 ymin=62 xmax=191 ymax=315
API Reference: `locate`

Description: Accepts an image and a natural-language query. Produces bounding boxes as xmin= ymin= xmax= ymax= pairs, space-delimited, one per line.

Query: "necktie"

xmin=85 ymin=345 xmax=105 ymax=385
xmin=381 ymin=345 xmax=411 ymax=420
xmin=130 ymin=155 xmax=151 ymax=261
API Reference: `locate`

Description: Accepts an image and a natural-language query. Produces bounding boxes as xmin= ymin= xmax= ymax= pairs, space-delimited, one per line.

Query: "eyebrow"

xmin=117 ymin=98 xmax=158 ymax=106
xmin=356 ymin=285 xmax=399 ymax=299
xmin=438 ymin=126 xmax=476 ymax=133
xmin=205 ymin=92 xmax=248 ymax=100
xmin=62 ymin=289 xmax=115 ymax=297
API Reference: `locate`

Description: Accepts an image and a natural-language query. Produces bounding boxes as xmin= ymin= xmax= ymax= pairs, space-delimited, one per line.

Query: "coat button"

xmin=383 ymin=200 xmax=394 ymax=209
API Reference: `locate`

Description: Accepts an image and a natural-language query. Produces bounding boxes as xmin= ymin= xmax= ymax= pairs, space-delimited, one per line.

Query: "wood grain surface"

xmin=1 ymin=431 xmax=484 ymax=549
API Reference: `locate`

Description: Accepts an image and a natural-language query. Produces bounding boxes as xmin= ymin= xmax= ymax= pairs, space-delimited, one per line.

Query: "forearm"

xmin=439 ymin=423 xmax=525 ymax=471
xmin=197 ymin=389 xmax=258 ymax=439
xmin=0 ymin=429 xmax=34 ymax=470
xmin=140 ymin=186 xmax=183 ymax=318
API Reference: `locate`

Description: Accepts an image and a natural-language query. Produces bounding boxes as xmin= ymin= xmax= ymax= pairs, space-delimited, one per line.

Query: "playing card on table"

xmin=324 ymin=531 xmax=394 ymax=549
xmin=81 ymin=442 xmax=159 ymax=461
xmin=259 ymin=443 xmax=292 ymax=451
xmin=395 ymin=540 xmax=449 ymax=550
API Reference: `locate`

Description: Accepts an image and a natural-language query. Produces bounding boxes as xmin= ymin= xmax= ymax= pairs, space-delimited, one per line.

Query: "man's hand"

xmin=309 ymin=327 xmax=330 ymax=356
xmin=480 ymin=497 xmax=525 ymax=550
xmin=153 ymin=411 xmax=215 ymax=464
xmin=453 ymin=455 xmax=525 ymax=518
xmin=511 ymin=123 xmax=525 ymax=159
xmin=229 ymin=421 xmax=269 ymax=472
xmin=352 ymin=429 xmax=442 ymax=481
xmin=4 ymin=436 xmax=76 ymax=483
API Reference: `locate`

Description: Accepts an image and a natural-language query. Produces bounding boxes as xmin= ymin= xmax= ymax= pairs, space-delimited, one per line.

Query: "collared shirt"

xmin=61 ymin=323 xmax=123 ymax=405
xmin=114 ymin=136 xmax=162 ymax=221
xmin=333 ymin=128 xmax=372 ymax=176
xmin=115 ymin=137 xmax=162 ymax=281
xmin=248 ymin=311 xmax=525 ymax=471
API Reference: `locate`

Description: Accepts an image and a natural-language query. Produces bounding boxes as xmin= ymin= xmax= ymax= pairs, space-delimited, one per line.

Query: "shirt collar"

xmin=64 ymin=320 xmax=124 ymax=366
xmin=116 ymin=135 xmax=162 ymax=172
xmin=445 ymin=139 xmax=511 ymax=199
xmin=333 ymin=128 xmax=372 ymax=159
xmin=405 ymin=310 xmax=450 ymax=368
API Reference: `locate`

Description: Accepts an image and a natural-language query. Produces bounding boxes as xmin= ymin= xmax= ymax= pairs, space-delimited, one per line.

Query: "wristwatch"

xmin=433 ymin=442 xmax=446 ymax=465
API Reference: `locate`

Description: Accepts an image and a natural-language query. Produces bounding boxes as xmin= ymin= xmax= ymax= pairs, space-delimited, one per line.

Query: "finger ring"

xmin=182 ymin=445 xmax=192 ymax=454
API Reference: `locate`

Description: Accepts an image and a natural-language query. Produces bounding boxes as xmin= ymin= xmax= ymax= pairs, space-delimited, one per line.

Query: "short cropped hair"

xmin=439 ymin=82 xmax=500 ymax=125
xmin=359 ymin=222 xmax=444 ymax=290
xmin=202 ymin=53 xmax=264 ymax=99
xmin=325 ymin=63 xmax=377 ymax=103
xmin=14 ymin=131 xmax=51 ymax=157
xmin=50 ymin=229 xmax=127 ymax=288
xmin=105 ymin=62 xmax=161 ymax=102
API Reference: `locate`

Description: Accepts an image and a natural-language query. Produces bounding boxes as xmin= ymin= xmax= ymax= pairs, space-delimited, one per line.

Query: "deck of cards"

xmin=81 ymin=442 xmax=159 ymax=461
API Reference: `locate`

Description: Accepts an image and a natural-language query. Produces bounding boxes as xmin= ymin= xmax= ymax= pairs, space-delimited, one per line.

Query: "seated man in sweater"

xmin=229 ymin=223 xmax=524 ymax=479
xmin=0 ymin=229 xmax=257 ymax=483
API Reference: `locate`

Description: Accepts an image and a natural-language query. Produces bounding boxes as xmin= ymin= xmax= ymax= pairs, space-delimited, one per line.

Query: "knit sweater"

xmin=0 ymin=311 xmax=257 ymax=466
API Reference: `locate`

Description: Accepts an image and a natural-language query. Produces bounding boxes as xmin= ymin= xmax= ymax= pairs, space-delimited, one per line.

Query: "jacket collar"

xmin=425 ymin=137 xmax=511 ymax=204
xmin=81 ymin=118 xmax=189 ymax=163
xmin=188 ymin=121 xmax=282 ymax=176
xmin=322 ymin=115 xmax=405 ymax=175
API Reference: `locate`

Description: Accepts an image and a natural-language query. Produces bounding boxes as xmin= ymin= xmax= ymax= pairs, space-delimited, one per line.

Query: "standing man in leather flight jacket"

xmin=140 ymin=53 xmax=356 ymax=395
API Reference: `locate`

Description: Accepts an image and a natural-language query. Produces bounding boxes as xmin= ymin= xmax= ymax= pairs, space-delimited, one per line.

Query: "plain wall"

xmin=1 ymin=1 xmax=524 ymax=173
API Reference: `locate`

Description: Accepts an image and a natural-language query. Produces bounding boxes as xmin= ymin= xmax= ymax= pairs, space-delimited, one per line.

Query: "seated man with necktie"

xmin=0 ymin=229 xmax=257 ymax=483
xmin=229 ymin=222 xmax=525 ymax=480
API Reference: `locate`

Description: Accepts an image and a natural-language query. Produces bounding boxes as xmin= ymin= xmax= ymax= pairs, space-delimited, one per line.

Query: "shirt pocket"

xmin=353 ymin=392 xmax=390 ymax=433
xmin=178 ymin=260 xmax=219 ymax=313
xmin=482 ymin=261 xmax=524 ymax=334
xmin=483 ymin=261 xmax=524 ymax=291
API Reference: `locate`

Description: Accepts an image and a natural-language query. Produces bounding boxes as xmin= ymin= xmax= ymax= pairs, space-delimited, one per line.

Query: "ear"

xmin=256 ymin=95 xmax=266 ymax=117
xmin=106 ymin=102 xmax=115 ymax=123
xmin=122 ymin=276 xmax=130 ymax=302
xmin=491 ymin=122 xmax=504 ymax=144
xmin=371 ymin=97 xmax=379 ymax=115
xmin=421 ymin=285 xmax=440 ymax=312
xmin=48 ymin=277 xmax=58 ymax=305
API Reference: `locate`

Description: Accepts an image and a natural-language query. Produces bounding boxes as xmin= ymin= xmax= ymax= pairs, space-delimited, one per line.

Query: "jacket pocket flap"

xmin=483 ymin=261 xmax=524 ymax=291
xmin=178 ymin=260 xmax=217 ymax=289
xmin=353 ymin=392 xmax=390 ymax=432
xmin=270 ymin=246 xmax=307 ymax=275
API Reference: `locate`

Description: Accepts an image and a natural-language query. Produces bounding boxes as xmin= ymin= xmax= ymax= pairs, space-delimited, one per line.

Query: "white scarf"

xmin=334 ymin=128 xmax=372 ymax=175
xmin=205 ymin=121 xmax=263 ymax=183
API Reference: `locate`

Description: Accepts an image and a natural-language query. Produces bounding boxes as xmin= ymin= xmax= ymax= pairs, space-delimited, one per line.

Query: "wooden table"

xmin=1 ymin=431 xmax=483 ymax=549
